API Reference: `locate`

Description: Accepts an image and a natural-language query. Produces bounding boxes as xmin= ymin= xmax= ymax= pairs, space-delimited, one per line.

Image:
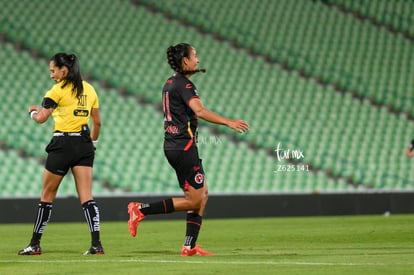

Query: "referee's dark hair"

xmin=166 ymin=43 xmax=206 ymax=75
xmin=50 ymin=53 xmax=83 ymax=98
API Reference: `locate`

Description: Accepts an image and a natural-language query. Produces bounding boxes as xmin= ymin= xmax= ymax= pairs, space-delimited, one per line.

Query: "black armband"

xmin=42 ymin=97 xmax=58 ymax=109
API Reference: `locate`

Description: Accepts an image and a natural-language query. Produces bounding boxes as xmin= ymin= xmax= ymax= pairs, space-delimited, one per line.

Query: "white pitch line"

xmin=0 ymin=259 xmax=411 ymax=266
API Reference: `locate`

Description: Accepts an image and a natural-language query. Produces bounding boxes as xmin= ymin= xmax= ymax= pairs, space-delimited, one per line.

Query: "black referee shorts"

xmin=164 ymin=146 xmax=205 ymax=191
xmin=45 ymin=135 xmax=95 ymax=176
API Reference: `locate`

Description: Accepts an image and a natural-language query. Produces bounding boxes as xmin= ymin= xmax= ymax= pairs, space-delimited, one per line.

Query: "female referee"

xmin=128 ymin=43 xmax=249 ymax=256
xmin=18 ymin=53 xmax=104 ymax=255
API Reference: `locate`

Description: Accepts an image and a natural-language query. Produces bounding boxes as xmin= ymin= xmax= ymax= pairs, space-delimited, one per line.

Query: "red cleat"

xmin=180 ymin=245 xmax=214 ymax=257
xmin=128 ymin=202 xmax=145 ymax=237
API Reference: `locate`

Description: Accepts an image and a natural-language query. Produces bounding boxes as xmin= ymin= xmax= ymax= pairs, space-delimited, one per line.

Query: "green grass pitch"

xmin=1 ymin=215 xmax=413 ymax=274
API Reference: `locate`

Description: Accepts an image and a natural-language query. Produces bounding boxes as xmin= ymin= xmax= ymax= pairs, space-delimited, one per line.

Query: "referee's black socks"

xmin=139 ymin=198 xmax=175 ymax=215
xmin=30 ymin=202 xmax=53 ymax=245
xmin=82 ymin=200 xmax=101 ymax=247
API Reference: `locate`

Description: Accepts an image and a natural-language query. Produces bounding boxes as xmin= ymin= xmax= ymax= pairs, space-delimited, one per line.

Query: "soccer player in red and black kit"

xmin=128 ymin=43 xmax=249 ymax=256
xmin=406 ymin=140 xmax=414 ymax=157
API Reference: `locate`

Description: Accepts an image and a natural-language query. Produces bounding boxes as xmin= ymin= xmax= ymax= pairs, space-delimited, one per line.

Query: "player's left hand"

xmin=228 ymin=120 xmax=249 ymax=134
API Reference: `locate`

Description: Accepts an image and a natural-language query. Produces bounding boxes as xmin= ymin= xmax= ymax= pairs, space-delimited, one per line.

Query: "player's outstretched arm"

xmin=189 ymin=98 xmax=249 ymax=133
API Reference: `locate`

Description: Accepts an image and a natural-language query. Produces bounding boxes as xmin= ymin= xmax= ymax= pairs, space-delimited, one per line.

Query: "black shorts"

xmin=45 ymin=135 xmax=95 ymax=176
xmin=164 ymin=146 xmax=205 ymax=191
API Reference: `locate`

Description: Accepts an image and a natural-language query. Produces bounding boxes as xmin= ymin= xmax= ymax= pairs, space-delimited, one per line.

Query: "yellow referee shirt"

xmin=44 ymin=80 xmax=99 ymax=132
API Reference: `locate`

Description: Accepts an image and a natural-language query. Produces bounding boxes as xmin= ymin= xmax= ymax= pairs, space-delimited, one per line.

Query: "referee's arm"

xmin=28 ymin=105 xmax=54 ymax=124
xmin=90 ymin=107 xmax=101 ymax=141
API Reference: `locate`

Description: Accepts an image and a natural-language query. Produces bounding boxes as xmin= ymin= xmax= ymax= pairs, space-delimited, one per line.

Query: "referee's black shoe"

xmin=18 ymin=244 xmax=42 ymax=255
xmin=83 ymin=244 xmax=105 ymax=255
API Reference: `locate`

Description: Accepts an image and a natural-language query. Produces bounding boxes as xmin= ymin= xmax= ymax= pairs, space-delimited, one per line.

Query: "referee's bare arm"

xmin=28 ymin=105 xmax=54 ymax=124
xmin=90 ymin=108 xmax=101 ymax=141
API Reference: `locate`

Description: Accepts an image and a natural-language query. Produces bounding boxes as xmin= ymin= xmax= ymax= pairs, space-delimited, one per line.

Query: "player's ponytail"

xmin=166 ymin=43 xmax=206 ymax=75
xmin=50 ymin=53 xmax=84 ymax=98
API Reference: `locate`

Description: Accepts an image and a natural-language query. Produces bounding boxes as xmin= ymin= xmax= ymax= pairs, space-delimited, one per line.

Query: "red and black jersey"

xmin=162 ymin=73 xmax=199 ymax=151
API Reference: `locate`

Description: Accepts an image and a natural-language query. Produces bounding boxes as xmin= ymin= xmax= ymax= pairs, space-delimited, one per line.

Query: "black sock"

xmin=139 ymin=198 xmax=174 ymax=215
xmin=82 ymin=200 xmax=101 ymax=247
xmin=183 ymin=213 xmax=202 ymax=249
xmin=30 ymin=202 xmax=53 ymax=245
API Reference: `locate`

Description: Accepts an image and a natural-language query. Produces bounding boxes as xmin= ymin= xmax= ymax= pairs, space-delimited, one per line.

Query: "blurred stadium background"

xmin=1 ymin=0 xmax=414 ymax=219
